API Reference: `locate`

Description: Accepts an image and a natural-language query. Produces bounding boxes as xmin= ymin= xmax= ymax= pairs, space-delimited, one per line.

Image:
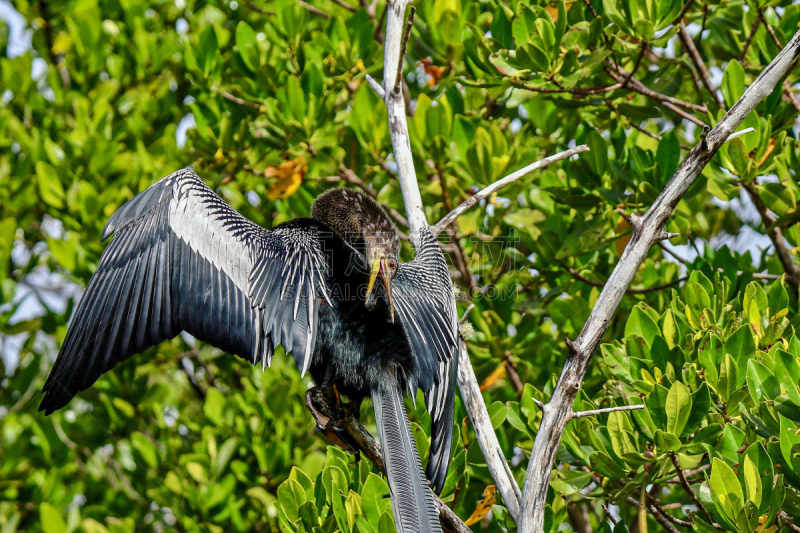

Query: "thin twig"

xmin=658 ymin=242 xmax=690 ymax=264
xmin=758 ymin=9 xmax=800 ymax=113
xmin=739 ymin=16 xmax=762 ymax=63
xmin=572 ymin=404 xmax=644 ymax=419
xmin=780 ymin=512 xmax=800 ymax=533
xmin=330 ymin=0 xmax=357 ymax=11
xmin=211 ymin=86 xmax=262 ymax=110
xmin=605 ymin=65 xmax=708 ymax=113
xmin=432 ymin=146 xmax=590 ymax=236
xmin=670 ymin=452 xmax=714 ymax=524
xmin=565 ymin=266 xmax=688 ymax=294
xmin=518 ymin=28 xmax=800 ymax=533
xmin=669 ymin=0 xmax=695 ymax=27
xmin=741 ymin=181 xmax=800 ymax=291
xmin=679 ymin=22 xmax=724 ymax=108
xmin=625 ymin=497 xmax=681 ymax=533
xmin=298 ymin=0 xmax=330 ymax=18
xmin=395 ymin=6 xmax=415 ymax=92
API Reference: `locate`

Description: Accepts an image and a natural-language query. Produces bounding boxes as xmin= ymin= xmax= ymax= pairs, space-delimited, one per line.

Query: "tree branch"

xmin=741 ymin=181 xmax=800 ymax=291
xmin=669 ymin=452 xmax=714 ymax=525
xmin=571 ymin=404 xmax=644 ymax=419
xmin=211 ymin=86 xmax=262 ymax=110
xmin=564 ymin=266 xmax=688 ymax=295
xmin=457 ymin=340 xmax=522 ymax=519
xmin=679 ymin=22 xmax=723 ymax=108
xmin=757 ymin=9 xmax=800 ymax=114
xmin=517 ymin=27 xmax=800 ymax=533
xmin=432 ymin=146 xmax=590 ymax=237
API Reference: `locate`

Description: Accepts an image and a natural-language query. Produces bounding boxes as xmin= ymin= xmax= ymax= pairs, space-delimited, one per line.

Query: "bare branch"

xmin=298 ymin=0 xmax=330 ymax=18
xmin=739 ymin=16 xmax=762 ymax=63
xmin=211 ymin=86 xmax=262 ymax=110
xmin=742 ymin=181 xmax=800 ymax=291
xmin=572 ymin=404 xmax=644 ymax=419
xmin=678 ymin=23 xmax=723 ymax=108
xmin=365 ymin=74 xmax=386 ymax=98
xmin=395 ymin=6 xmax=415 ymax=91
xmin=457 ymin=340 xmax=522 ymax=519
xmin=669 ymin=452 xmax=714 ymax=525
xmin=564 ymin=266 xmax=688 ymax=294
xmin=517 ymin=27 xmax=800 ymax=533
xmin=757 ymin=9 xmax=800 ymax=113
xmin=606 ymin=64 xmax=708 ymax=113
xmin=432 ymin=146 xmax=590 ymax=236
xmin=330 ymin=0 xmax=357 ymax=11
xmin=780 ymin=512 xmax=800 ymax=533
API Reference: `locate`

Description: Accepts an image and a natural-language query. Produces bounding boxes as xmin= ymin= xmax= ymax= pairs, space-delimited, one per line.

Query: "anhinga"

xmin=40 ymin=168 xmax=458 ymax=532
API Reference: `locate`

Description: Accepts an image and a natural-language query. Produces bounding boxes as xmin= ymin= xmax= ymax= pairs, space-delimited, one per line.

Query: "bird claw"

xmin=305 ymin=387 xmax=361 ymax=460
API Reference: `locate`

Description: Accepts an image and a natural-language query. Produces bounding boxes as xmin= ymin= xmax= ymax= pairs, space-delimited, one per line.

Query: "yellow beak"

xmin=365 ymin=257 xmax=395 ymax=323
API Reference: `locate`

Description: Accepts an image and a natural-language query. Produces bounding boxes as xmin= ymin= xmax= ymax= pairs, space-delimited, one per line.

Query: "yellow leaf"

xmin=480 ymin=364 xmax=507 ymax=391
xmin=214 ymin=148 xmax=224 ymax=160
xmin=464 ymin=485 xmax=497 ymax=526
xmin=52 ymin=33 xmax=73 ymax=55
xmin=266 ymin=157 xmax=307 ymax=199
xmin=615 ymin=214 xmax=632 ymax=256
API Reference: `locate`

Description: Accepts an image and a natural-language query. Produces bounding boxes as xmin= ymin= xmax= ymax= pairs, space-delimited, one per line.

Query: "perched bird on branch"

xmin=40 ymin=168 xmax=458 ymax=532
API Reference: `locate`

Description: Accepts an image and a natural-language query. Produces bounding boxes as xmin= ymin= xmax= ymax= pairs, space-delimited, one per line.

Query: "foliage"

xmin=1 ymin=0 xmax=800 ymax=531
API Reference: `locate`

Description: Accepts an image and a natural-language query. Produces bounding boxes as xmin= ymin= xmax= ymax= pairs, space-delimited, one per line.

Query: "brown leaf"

xmin=266 ymin=156 xmax=307 ymax=199
xmin=464 ymin=485 xmax=497 ymax=526
xmin=419 ymin=58 xmax=447 ymax=86
xmin=479 ymin=364 xmax=507 ymax=391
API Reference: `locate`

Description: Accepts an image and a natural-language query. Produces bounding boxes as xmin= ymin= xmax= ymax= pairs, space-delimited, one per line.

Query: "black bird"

xmin=40 ymin=168 xmax=458 ymax=532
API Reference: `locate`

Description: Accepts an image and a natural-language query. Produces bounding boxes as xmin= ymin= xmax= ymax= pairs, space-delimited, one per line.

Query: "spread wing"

xmin=40 ymin=168 xmax=330 ymax=414
xmin=392 ymin=227 xmax=458 ymax=494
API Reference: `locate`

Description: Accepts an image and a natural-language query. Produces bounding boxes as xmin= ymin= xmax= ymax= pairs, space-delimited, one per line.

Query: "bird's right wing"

xmin=40 ymin=168 xmax=330 ymax=414
xmin=392 ymin=227 xmax=459 ymax=495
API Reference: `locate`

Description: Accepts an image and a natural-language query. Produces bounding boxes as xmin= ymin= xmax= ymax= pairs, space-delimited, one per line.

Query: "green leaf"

xmin=742 ymin=455 xmax=762 ymax=507
xmin=721 ymin=59 xmax=745 ymax=109
xmin=654 ymin=429 xmax=681 ymax=452
xmin=709 ymin=457 xmax=744 ymax=522
xmin=491 ymin=5 xmax=514 ymax=49
xmin=198 ymin=25 xmax=219 ymax=75
xmin=39 ymin=503 xmax=66 ymax=533
xmin=204 ymin=387 xmax=226 ymax=425
xmin=277 ymin=478 xmax=307 ymax=523
xmin=235 ymin=21 xmax=259 ymax=73
xmin=665 ymin=381 xmax=692 ymax=436
xmin=586 ymin=130 xmax=608 ymax=176
xmin=361 ymin=474 xmax=391 ymax=531
xmin=589 ymin=451 xmax=628 ymax=478
xmin=746 ymin=359 xmax=780 ymax=402
xmin=624 ymin=305 xmax=660 ymax=347
xmin=36 ymin=161 xmax=65 ymax=209
xmin=725 ymin=326 xmax=755 ymax=387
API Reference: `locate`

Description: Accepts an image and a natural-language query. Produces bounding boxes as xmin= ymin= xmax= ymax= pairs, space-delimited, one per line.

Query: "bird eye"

xmin=389 ymin=260 xmax=397 ymax=270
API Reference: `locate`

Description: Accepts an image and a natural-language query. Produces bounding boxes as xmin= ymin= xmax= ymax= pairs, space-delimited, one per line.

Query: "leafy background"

xmin=2 ymin=0 xmax=800 ymax=531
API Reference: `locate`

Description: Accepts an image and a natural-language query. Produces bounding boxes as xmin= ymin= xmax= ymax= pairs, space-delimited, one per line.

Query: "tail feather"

xmin=372 ymin=383 xmax=442 ymax=533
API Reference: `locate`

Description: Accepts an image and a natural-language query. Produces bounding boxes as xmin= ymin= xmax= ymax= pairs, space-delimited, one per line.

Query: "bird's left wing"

xmin=392 ymin=227 xmax=458 ymax=494
xmin=40 ymin=168 xmax=330 ymax=414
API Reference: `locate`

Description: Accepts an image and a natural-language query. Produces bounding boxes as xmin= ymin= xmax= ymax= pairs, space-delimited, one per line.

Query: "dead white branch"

xmin=572 ymin=404 xmax=644 ymax=419
xmin=375 ymin=0 xmax=522 ymax=521
xmin=431 ymin=145 xmax=590 ymax=237
xmin=517 ymin=28 xmax=800 ymax=533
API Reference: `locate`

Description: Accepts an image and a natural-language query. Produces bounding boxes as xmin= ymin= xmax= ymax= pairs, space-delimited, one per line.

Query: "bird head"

xmin=312 ymin=188 xmax=400 ymax=320
xmin=363 ymin=233 xmax=399 ymax=321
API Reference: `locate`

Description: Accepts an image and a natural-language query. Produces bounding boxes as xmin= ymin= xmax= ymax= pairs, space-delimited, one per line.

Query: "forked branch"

xmin=517 ymin=28 xmax=800 ymax=533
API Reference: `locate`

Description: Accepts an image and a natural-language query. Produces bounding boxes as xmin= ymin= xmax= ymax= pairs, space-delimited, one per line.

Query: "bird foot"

xmin=305 ymin=387 xmax=361 ymax=462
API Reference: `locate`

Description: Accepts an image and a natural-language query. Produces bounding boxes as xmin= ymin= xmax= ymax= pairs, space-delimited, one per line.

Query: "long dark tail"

xmin=372 ymin=382 xmax=442 ymax=533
